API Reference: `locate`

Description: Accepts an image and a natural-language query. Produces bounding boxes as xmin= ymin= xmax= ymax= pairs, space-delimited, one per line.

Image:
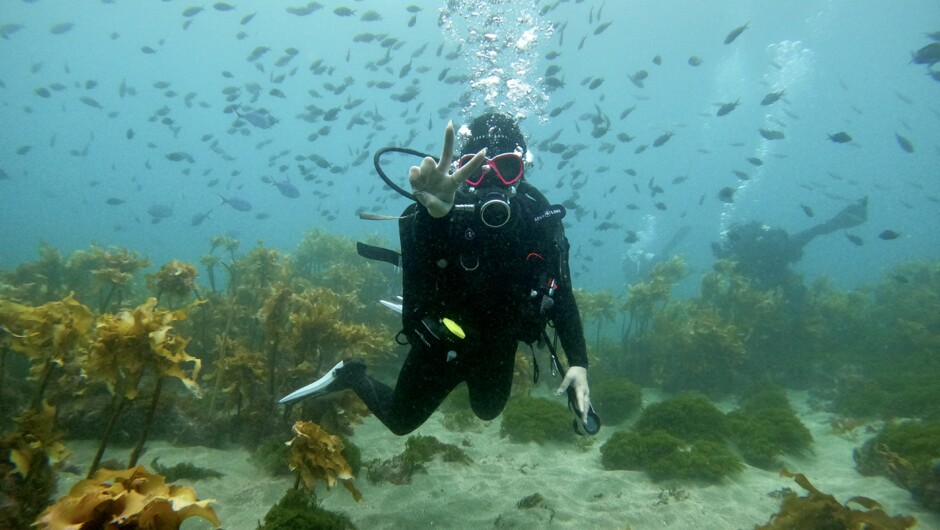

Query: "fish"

xmin=895 ymin=133 xmax=914 ymax=153
xmin=262 ymin=175 xmax=301 ymax=198
xmin=760 ymin=90 xmax=785 ymax=105
xmin=844 ymin=233 xmax=864 ymax=246
xmin=624 ymin=231 xmax=639 ymax=243
xmin=746 ymin=157 xmax=763 ymax=166
xmin=234 ymin=108 xmax=277 ymax=129
xmin=911 ymin=42 xmax=940 ymax=66
xmin=182 ymin=6 xmax=203 ymax=17
xmin=732 ymin=170 xmax=750 ymax=181
xmin=716 ymin=100 xmax=739 ymax=117
xmin=828 ymin=132 xmax=852 ymax=143
xmin=147 ymin=203 xmax=174 ymax=223
xmin=50 ymin=22 xmax=75 ymax=35
xmin=724 ymin=22 xmax=748 ymax=44
xmin=878 ymin=230 xmax=901 ymax=240
xmin=800 ymin=204 xmax=815 ymax=218
xmin=1 ymin=23 xmax=24 ymax=40
xmin=652 ymin=55 xmax=662 ymax=65
xmin=652 ymin=132 xmax=674 ymax=147
xmin=79 ymin=96 xmax=103 ymax=109
xmin=191 ymin=210 xmax=212 ymax=226
xmin=166 ymin=151 xmax=195 ymax=163
xmin=218 ymin=194 xmax=252 ymax=212
xmin=286 ymin=3 xmax=323 ymax=16
xmin=105 ymin=198 xmax=125 ymax=206
xmin=718 ymin=187 xmax=736 ymax=203
xmin=688 ymin=56 xmax=702 ymax=66
xmin=759 ymin=128 xmax=785 ymax=140
xmin=594 ymin=21 xmax=612 ymax=35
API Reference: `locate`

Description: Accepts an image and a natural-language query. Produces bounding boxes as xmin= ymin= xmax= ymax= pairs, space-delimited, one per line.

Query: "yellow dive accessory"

xmin=442 ymin=317 xmax=465 ymax=339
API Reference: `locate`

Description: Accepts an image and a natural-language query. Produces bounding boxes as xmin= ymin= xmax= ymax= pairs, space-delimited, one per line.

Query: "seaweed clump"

xmin=150 ymin=457 xmax=223 ymax=483
xmin=854 ymin=420 xmax=940 ymax=512
xmin=34 ymin=465 xmax=220 ymax=529
xmin=260 ymin=488 xmax=356 ymax=530
xmin=634 ymin=392 xmax=730 ymax=443
xmin=756 ymin=468 xmax=916 ymax=529
xmin=589 ymin=377 xmax=642 ymax=425
xmin=499 ymin=396 xmax=575 ymax=444
xmin=367 ymin=434 xmax=472 ymax=485
xmin=727 ymin=385 xmax=813 ymax=469
xmin=600 ymin=393 xmax=743 ymax=482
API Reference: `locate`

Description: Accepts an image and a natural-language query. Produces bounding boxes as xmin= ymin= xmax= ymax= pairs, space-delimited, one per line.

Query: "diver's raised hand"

xmin=408 ymin=121 xmax=486 ymax=218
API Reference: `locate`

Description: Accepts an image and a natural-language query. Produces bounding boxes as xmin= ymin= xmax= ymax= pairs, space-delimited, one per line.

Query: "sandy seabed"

xmin=55 ymin=390 xmax=940 ymax=530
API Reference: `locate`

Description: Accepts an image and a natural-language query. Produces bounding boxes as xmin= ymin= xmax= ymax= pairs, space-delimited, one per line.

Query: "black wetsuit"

xmin=344 ymin=181 xmax=589 ymax=435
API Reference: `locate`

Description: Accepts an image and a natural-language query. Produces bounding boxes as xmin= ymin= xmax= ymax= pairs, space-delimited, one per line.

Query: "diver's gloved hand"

xmin=556 ymin=366 xmax=591 ymax=422
xmin=408 ymin=121 xmax=486 ymax=218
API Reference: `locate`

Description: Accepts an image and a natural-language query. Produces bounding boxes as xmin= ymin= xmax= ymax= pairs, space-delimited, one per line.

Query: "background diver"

xmin=280 ymin=112 xmax=598 ymax=436
xmin=712 ymin=196 xmax=869 ymax=288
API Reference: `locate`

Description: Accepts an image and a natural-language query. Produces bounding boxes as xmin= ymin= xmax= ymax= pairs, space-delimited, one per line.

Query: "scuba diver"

xmin=280 ymin=112 xmax=598 ymax=436
xmin=711 ymin=196 xmax=869 ymax=288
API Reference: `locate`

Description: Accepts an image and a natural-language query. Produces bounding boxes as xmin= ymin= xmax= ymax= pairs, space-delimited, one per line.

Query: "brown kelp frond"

xmin=34 ymin=465 xmax=221 ymax=530
xmin=287 ymin=421 xmax=362 ymax=502
xmin=755 ymin=468 xmax=916 ymax=529
xmin=0 ymin=292 xmax=92 ymax=363
xmin=85 ymin=298 xmax=204 ymax=399
xmin=7 ymin=402 xmax=70 ymax=478
xmin=146 ymin=259 xmax=199 ymax=301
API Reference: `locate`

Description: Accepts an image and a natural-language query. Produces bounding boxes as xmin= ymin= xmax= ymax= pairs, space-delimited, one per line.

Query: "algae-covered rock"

xmin=855 ymin=420 xmax=940 ymax=512
xmin=499 ymin=396 xmax=574 ymax=444
xmin=366 ymin=434 xmax=472 ymax=485
xmin=260 ymin=488 xmax=356 ymax=530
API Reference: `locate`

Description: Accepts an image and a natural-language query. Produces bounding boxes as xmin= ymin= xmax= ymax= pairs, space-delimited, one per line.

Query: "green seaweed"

xmin=633 ymin=392 xmax=730 ymax=443
xmin=250 ymin=436 xmax=292 ymax=477
xmin=150 ymin=457 xmax=223 ymax=482
xmin=259 ymin=488 xmax=356 ymax=530
xmin=590 ymin=377 xmax=642 ymax=425
xmin=600 ymin=429 xmax=743 ymax=482
xmin=366 ymin=434 xmax=472 ymax=485
xmin=727 ymin=385 xmax=813 ymax=469
xmin=499 ymin=396 xmax=575 ymax=444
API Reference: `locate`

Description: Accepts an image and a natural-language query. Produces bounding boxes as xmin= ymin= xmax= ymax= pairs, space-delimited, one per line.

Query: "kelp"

xmin=0 ymin=293 xmax=93 ymax=409
xmin=287 ymin=421 xmax=361 ymax=502
xmin=756 ymin=468 xmax=916 ymax=529
xmin=146 ymin=259 xmax=199 ymax=306
xmin=84 ymin=298 xmax=204 ymax=474
xmin=34 ymin=465 xmax=221 ymax=530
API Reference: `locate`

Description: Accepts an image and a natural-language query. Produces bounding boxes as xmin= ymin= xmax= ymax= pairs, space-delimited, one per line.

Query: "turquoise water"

xmin=2 ymin=1 xmax=940 ymax=528
xmin=1 ymin=0 xmax=937 ymax=292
